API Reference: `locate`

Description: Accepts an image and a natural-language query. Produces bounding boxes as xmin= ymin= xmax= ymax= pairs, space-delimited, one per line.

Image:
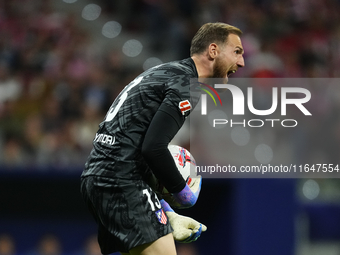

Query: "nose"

xmin=237 ymin=55 xmax=245 ymax=68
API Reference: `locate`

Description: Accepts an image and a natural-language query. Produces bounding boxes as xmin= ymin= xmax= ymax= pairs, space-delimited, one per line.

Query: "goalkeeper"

xmin=81 ymin=22 xmax=245 ymax=255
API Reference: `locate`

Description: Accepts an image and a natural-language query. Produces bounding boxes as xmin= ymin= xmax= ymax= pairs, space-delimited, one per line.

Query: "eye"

xmin=234 ymin=48 xmax=243 ymax=55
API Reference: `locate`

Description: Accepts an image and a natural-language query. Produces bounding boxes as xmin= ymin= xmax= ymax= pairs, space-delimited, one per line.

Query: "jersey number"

xmin=143 ymin=189 xmax=161 ymax=211
xmin=105 ymin=76 xmax=143 ymax=122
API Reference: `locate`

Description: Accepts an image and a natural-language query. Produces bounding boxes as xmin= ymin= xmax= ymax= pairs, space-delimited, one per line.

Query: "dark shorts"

xmin=80 ymin=176 xmax=173 ymax=254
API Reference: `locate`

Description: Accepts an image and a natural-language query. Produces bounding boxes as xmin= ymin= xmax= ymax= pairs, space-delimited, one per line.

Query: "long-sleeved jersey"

xmin=81 ymin=58 xmax=200 ymax=192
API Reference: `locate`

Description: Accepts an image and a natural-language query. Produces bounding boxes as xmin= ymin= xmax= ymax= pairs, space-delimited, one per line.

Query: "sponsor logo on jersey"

xmin=93 ymin=133 xmax=115 ymax=145
xmin=179 ymin=100 xmax=191 ymax=115
xmin=155 ymin=209 xmax=167 ymax=224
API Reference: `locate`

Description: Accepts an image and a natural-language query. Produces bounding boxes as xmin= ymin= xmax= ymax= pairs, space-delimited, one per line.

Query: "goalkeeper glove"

xmin=145 ymin=170 xmax=202 ymax=209
xmin=160 ymin=199 xmax=207 ymax=243
xmin=167 ymin=175 xmax=202 ymax=209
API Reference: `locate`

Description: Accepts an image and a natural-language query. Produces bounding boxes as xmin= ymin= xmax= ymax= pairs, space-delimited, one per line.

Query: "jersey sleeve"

xmin=161 ymin=74 xmax=200 ymax=120
xmin=141 ymin=104 xmax=186 ymax=193
xmin=141 ymin=74 xmax=199 ymax=193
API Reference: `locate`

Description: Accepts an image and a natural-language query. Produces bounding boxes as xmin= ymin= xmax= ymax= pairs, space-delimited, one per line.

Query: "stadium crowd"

xmin=0 ymin=233 xmax=103 ymax=255
xmin=1 ymin=1 xmax=340 ymax=255
xmin=0 ymin=0 xmax=340 ymax=169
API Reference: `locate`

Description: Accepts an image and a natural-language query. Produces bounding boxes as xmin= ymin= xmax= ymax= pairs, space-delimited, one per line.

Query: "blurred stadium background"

xmin=0 ymin=0 xmax=340 ymax=254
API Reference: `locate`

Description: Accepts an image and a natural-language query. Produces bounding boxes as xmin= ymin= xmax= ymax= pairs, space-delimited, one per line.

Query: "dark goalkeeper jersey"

xmin=81 ymin=58 xmax=199 ymax=181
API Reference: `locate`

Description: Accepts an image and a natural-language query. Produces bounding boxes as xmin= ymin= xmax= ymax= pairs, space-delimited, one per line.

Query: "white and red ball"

xmin=168 ymin=144 xmax=196 ymax=182
xmin=147 ymin=145 xmax=197 ymax=204
xmin=158 ymin=145 xmax=197 ymax=199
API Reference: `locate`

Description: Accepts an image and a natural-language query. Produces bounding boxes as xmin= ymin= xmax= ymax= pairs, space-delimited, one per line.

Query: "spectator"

xmin=34 ymin=235 xmax=62 ymax=255
xmin=0 ymin=0 xmax=339 ymax=169
xmin=0 ymin=235 xmax=16 ymax=255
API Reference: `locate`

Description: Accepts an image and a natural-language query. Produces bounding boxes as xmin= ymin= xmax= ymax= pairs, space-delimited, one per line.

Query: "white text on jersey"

xmin=94 ymin=133 xmax=115 ymax=145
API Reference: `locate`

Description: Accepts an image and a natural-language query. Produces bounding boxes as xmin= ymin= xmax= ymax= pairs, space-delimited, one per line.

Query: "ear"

xmin=208 ymin=43 xmax=218 ymax=60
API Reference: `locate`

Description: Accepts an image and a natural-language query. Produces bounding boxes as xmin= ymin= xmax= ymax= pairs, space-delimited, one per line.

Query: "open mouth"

xmin=227 ymin=70 xmax=236 ymax=77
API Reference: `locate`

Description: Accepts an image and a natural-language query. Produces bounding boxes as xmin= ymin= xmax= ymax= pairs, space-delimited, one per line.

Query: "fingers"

xmin=186 ymin=217 xmax=202 ymax=229
xmin=189 ymin=176 xmax=202 ymax=196
xmin=173 ymin=228 xmax=192 ymax=241
xmin=167 ymin=212 xmax=207 ymax=243
xmin=189 ymin=176 xmax=202 ymax=189
xmin=174 ymin=228 xmax=206 ymax=243
xmin=179 ymin=225 xmax=203 ymax=243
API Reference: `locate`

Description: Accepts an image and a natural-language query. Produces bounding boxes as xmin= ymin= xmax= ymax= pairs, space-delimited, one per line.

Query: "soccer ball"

xmin=158 ymin=145 xmax=197 ymax=207
xmin=146 ymin=145 xmax=197 ymax=206
xmin=159 ymin=145 xmax=197 ymax=202
xmin=167 ymin=144 xmax=196 ymax=183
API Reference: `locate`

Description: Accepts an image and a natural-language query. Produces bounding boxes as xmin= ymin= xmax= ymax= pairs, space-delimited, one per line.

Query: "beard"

xmin=212 ymin=57 xmax=229 ymax=83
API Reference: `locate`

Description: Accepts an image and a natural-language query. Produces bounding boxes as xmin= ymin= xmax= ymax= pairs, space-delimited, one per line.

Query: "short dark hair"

xmin=190 ymin=22 xmax=243 ymax=56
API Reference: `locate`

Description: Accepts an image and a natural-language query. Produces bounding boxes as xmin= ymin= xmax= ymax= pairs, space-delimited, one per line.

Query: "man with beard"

xmin=81 ymin=22 xmax=245 ymax=255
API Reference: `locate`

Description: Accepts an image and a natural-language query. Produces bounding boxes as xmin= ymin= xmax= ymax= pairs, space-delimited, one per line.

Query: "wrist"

xmin=160 ymin=199 xmax=174 ymax=212
xmin=172 ymin=184 xmax=198 ymax=208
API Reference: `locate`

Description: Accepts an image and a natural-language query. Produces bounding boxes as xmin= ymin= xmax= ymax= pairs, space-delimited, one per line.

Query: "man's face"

xmin=212 ymin=34 xmax=245 ymax=81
